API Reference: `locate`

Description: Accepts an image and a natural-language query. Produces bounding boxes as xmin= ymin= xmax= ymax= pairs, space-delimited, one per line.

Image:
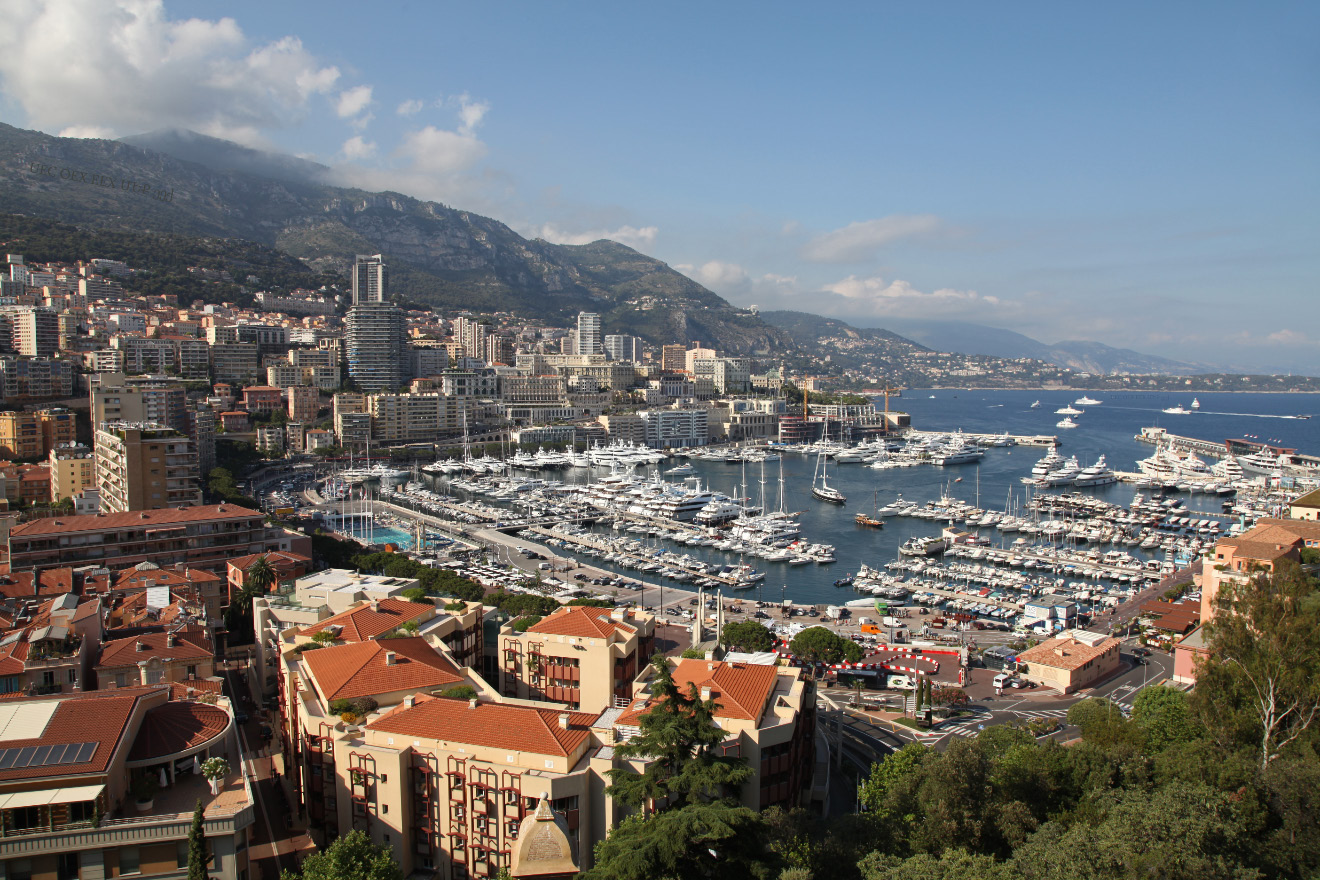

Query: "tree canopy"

xmin=789 ymin=626 xmax=864 ymax=669
xmin=719 ymin=620 xmax=776 ymax=652
xmin=280 ymin=830 xmax=402 ymax=880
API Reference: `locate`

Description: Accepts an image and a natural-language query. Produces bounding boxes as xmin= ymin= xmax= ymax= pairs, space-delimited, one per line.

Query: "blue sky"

xmin=1 ymin=1 xmax=1317 ymax=371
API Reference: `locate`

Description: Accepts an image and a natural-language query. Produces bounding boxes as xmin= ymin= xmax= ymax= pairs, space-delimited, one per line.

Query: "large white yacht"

xmin=1073 ymin=455 xmax=1118 ymax=487
xmin=1074 ymin=396 xmax=1103 ymax=406
xmin=1055 ymin=416 xmax=1079 ymax=429
xmin=1055 ymin=404 xmax=1084 ymax=415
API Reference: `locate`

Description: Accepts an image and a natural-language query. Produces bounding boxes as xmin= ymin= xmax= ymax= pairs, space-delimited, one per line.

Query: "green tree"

xmin=858 ymin=742 xmax=931 ymax=818
xmin=720 ymin=620 xmax=776 ymax=652
xmin=1131 ymin=685 xmax=1196 ymax=751
xmin=1193 ymin=560 xmax=1320 ymax=769
xmin=932 ymin=686 xmax=970 ymax=710
xmin=789 ymin=626 xmax=862 ymax=672
xmin=187 ymin=799 xmax=209 ymax=880
xmin=1065 ymin=699 xmax=1135 ymax=749
xmin=607 ymin=654 xmax=753 ymax=810
xmin=859 ymin=849 xmax=1022 ymax=880
xmin=582 ymin=803 xmax=775 ymax=880
xmin=280 ymin=830 xmax=402 ymax=880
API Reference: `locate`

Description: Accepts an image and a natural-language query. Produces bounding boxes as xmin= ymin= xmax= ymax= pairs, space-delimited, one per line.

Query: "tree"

xmin=1131 ymin=685 xmax=1195 ymax=751
xmin=788 ymin=626 xmax=862 ymax=672
xmin=1193 ymin=560 xmax=1320 ymax=769
xmin=580 ymin=803 xmax=775 ymax=880
xmin=607 ymin=654 xmax=753 ymax=810
xmin=860 ymin=849 xmax=1022 ymax=880
xmin=932 ymin=686 xmax=970 ymax=710
xmin=1065 ymin=699 xmax=1136 ymax=749
xmin=187 ymin=799 xmax=209 ymax=880
xmin=720 ymin=620 xmax=775 ymax=652
xmin=281 ymin=829 xmax=402 ymax=880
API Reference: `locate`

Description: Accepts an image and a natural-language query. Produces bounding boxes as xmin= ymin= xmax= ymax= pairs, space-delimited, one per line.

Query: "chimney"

xmin=166 ymin=633 xmax=176 ymax=647
xmin=371 ymin=598 xmax=379 ymax=612
xmin=135 ymin=640 xmax=146 ymax=652
xmin=404 ymin=696 xmax=414 ymax=708
xmin=385 ymin=651 xmax=396 ymax=666
xmin=610 ymin=608 xmax=625 ymax=622
xmin=558 ymin=712 xmax=569 ymax=730
xmin=707 ymin=662 xmax=714 ymax=671
xmin=468 ymin=698 xmax=478 ymax=709
xmin=700 ymin=686 xmax=712 ymax=701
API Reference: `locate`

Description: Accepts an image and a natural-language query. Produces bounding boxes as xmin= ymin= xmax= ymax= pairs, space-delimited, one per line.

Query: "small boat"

xmin=1191 ymin=398 xmax=1201 ymax=410
xmin=855 ymin=513 xmax=883 ymax=528
xmin=1030 ymin=400 xmax=1041 ymax=408
xmin=1162 ymin=405 xmax=1192 ymax=415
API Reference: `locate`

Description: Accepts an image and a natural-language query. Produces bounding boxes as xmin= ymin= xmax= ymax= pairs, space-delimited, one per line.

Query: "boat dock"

xmin=524 ymin=525 xmax=755 ymax=590
xmin=1134 ymin=428 xmax=1229 ymax=458
xmin=902 ymin=429 xmax=1059 ymax=447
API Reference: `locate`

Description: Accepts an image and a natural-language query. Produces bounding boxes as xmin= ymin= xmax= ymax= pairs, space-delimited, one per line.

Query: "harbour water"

xmin=417 ymin=390 xmax=1319 ymax=608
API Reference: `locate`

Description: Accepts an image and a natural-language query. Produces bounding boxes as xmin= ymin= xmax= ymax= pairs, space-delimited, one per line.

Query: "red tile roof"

xmin=97 ymin=626 xmax=213 ymax=670
xmin=128 ymin=701 xmax=230 ymax=761
xmin=0 ymin=689 xmax=153 ymax=781
xmin=113 ymin=565 xmax=221 ymax=592
xmin=8 ymin=505 xmax=262 ymax=537
xmin=524 ymin=606 xmax=635 ymax=640
xmin=300 ymin=637 xmax=463 ymax=702
xmin=619 ymin=659 xmax=779 ymax=726
xmin=227 ymin=551 xmax=310 ymax=574
xmin=369 ymin=694 xmax=596 ymax=756
xmin=167 ymin=680 xmax=224 ymax=701
xmin=301 ymin=598 xmax=433 ymax=642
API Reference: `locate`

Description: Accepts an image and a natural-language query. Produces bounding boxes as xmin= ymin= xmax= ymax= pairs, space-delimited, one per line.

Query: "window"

xmin=67 ymin=670 xmax=77 ymax=684
xmin=57 ymin=853 xmax=79 ymax=880
xmin=119 ymin=847 xmax=140 ymax=875
xmin=12 ymin=806 xmax=42 ymax=830
xmin=10 ymin=859 xmax=32 ymax=880
xmin=177 ymin=842 xmax=189 ymax=869
xmin=70 ymin=800 xmax=96 ymax=823
xmin=187 ymin=666 xmax=197 ymax=678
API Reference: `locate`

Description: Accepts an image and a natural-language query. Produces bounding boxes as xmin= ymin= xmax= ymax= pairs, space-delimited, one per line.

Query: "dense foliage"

xmin=280 ymin=829 xmax=401 ymax=880
xmin=719 ymin=620 xmax=776 ymax=652
xmin=352 ymin=551 xmax=487 ymax=603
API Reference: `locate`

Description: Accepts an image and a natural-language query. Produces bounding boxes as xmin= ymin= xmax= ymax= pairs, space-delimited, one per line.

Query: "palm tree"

xmin=234 ymin=555 xmax=277 ymax=615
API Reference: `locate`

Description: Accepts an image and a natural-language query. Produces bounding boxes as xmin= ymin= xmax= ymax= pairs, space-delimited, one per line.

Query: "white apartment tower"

xmin=577 ymin=311 xmax=602 ymax=356
xmin=351 ymin=253 xmax=389 ymax=305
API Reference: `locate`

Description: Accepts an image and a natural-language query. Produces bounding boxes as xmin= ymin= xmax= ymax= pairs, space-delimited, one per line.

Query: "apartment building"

xmin=0 ymin=411 xmax=43 ymax=459
xmin=501 ymin=375 xmax=567 ymax=405
xmin=496 ymin=606 xmax=654 ymax=711
xmin=94 ymin=423 xmax=201 ymax=514
xmin=91 ymin=375 xmax=188 ymax=433
xmin=0 ymin=504 xmax=300 ymax=574
xmin=0 ymin=357 xmax=75 ymax=400
xmin=209 ymin=343 xmax=260 ymax=384
xmin=0 ymin=688 xmax=254 ymax=880
xmin=639 ymin=408 xmax=709 ymax=448
xmin=49 ymin=442 xmax=95 ymax=501
xmin=346 ymin=303 xmax=407 ymax=392
xmin=95 ymin=626 xmax=215 ymax=689
xmin=287 ymin=385 xmax=320 ymax=422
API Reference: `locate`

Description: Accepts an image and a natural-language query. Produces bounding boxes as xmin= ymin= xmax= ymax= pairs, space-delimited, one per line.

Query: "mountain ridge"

xmin=0 ymin=122 xmax=790 ymax=354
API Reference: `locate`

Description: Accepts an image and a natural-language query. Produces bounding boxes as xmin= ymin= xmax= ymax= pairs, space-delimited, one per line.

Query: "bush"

xmin=512 ymin=615 xmax=543 ymax=632
xmin=681 ymin=648 xmax=706 ymax=659
xmin=438 ymin=685 xmax=478 ymax=701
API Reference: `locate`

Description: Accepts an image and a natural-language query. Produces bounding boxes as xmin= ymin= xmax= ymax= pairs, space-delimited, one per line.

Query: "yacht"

xmin=898 ymin=536 xmax=946 ymax=557
xmin=1055 ymin=405 xmax=1084 ymax=415
xmin=1056 ymin=416 xmax=1079 ymax=429
xmin=1041 ymin=456 xmax=1082 ymax=487
xmin=665 ymin=463 xmax=696 ymax=477
xmin=1191 ymin=398 xmax=1201 ymax=410
xmin=1074 ymin=396 xmax=1102 ymax=406
xmin=1073 ymin=455 xmax=1118 ymax=487
xmin=932 ymin=441 xmax=986 ymax=466
xmin=1238 ymin=448 xmax=1287 ymax=475
xmin=1162 ymin=405 xmax=1192 ymax=415
xmin=1026 ymin=445 xmax=1065 ymax=483
xmin=811 ymin=450 xmax=846 ymax=504
xmin=1030 ymin=400 xmax=1041 ymax=408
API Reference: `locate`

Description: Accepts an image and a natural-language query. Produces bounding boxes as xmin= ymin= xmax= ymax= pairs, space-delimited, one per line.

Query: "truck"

xmin=826 ymin=606 xmax=844 ymax=620
xmin=882 ymin=616 xmax=906 ymax=628
xmin=860 ymin=623 xmax=883 ymax=635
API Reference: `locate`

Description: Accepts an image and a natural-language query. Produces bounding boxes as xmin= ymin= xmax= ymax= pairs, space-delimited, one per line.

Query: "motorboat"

xmin=1056 ymin=416 xmax=1079 ymax=429
xmin=1030 ymin=400 xmax=1041 ymax=408
xmin=665 ymin=463 xmax=696 ymax=477
xmin=1073 ymin=455 xmax=1118 ymax=487
xmin=1055 ymin=405 xmax=1084 ymax=415
xmin=1162 ymin=405 xmax=1192 ymax=415
xmin=1191 ymin=398 xmax=1201 ymax=410
xmin=1074 ymin=396 xmax=1102 ymax=406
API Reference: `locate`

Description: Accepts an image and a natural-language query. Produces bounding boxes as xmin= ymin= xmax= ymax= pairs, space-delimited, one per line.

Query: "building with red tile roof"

xmin=225 ymin=550 xmax=310 ymax=604
xmin=0 ymin=687 xmax=253 ymax=880
xmin=498 ymin=605 xmax=654 ymax=712
xmin=96 ymin=625 xmax=214 ymax=690
xmin=299 ymin=597 xmax=434 ymax=643
xmin=1016 ymin=630 xmax=1121 ymax=693
xmin=298 ymin=637 xmax=466 ymax=704
xmin=0 ymin=504 xmax=309 ymax=575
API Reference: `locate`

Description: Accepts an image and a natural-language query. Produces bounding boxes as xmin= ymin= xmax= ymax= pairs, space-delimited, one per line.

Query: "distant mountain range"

xmin=874 ymin=319 xmax=1207 ymax=376
xmin=0 ymin=124 xmax=789 ymax=354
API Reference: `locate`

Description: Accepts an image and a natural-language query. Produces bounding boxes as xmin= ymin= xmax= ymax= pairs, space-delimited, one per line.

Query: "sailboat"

xmin=811 ymin=450 xmax=846 ymax=504
xmin=855 ymin=490 xmax=883 ymax=527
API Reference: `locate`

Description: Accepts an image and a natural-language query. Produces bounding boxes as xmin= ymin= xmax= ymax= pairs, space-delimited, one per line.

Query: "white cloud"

xmin=1265 ymin=329 xmax=1318 ymax=346
xmin=534 ymin=224 xmax=659 ymax=249
xmin=336 ymin=85 xmax=373 ymax=119
xmin=396 ymin=125 xmax=488 ymax=175
xmin=674 ymin=260 xmax=749 ymax=291
xmin=57 ymin=125 xmax=118 ymax=140
xmin=396 ymin=98 xmax=424 ymax=116
xmin=0 ymin=0 xmax=341 ymax=144
xmin=341 ymin=136 xmax=376 ymax=160
xmin=821 ymin=274 xmax=1002 ymax=318
xmin=456 ymin=95 xmax=490 ymax=136
xmin=802 ymin=214 xmax=942 ymax=262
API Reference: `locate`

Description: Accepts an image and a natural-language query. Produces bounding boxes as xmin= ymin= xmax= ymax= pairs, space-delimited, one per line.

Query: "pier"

xmin=900 ymin=429 xmax=1060 ymax=447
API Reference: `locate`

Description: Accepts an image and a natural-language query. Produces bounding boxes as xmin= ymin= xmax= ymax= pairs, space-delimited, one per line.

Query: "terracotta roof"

xmin=300 ymin=637 xmax=463 ymax=702
xmin=301 ymin=598 xmax=432 ymax=642
xmin=167 ymin=680 xmax=224 ymax=700
xmin=226 ymin=551 xmax=310 ymax=574
xmin=368 ymin=694 xmax=596 ymax=756
xmin=1017 ymin=634 xmax=1120 ymax=672
xmin=113 ymin=565 xmax=220 ymax=592
xmin=1254 ymin=517 xmax=1320 ymax=542
xmin=618 ymin=659 xmax=779 ymax=726
xmin=9 ymin=505 xmax=262 ymax=537
xmin=97 ymin=626 xmax=213 ymax=670
xmin=524 ymin=606 xmax=635 ymax=639
xmin=0 ymin=689 xmax=153 ymax=781
xmin=128 ymin=701 xmax=230 ymax=761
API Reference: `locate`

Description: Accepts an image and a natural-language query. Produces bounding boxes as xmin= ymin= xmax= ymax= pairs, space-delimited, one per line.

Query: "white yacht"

xmin=665 ymin=463 xmax=696 ymax=477
xmin=1191 ymin=398 xmax=1201 ymax=410
xmin=1162 ymin=405 xmax=1192 ymax=415
xmin=1074 ymin=396 xmax=1102 ymax=406
xmin=1073 ymin=455 xmax=1118 ymax=487
xmin=1056 ymin=416 xmax=1079 ymax=429
xmin=1042 ymin=456 xmax=1082 ymax=487
xmin=1030 ymin=400 xmax=1041 ymax=408
xmin=932 ymin=441 xmax=986 ymax=466
xmin=1055 ymin=405 xmax=1084 ymax=415
xmin=1026 ymin=445 xmax=1065 ymax=483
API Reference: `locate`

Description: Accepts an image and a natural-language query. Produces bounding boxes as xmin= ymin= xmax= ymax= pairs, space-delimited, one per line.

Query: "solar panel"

xmin=0 ymin=742 xmax=98 ymax=771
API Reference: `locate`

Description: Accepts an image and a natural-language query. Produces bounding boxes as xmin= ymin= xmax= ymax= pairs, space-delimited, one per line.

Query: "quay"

xmin=900 ymin=429 xmax=1059 ymax=447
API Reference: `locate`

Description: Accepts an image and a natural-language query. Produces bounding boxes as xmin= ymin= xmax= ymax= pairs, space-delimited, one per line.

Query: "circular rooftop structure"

xmin=128 ymin=701 xmax=232 ymax=765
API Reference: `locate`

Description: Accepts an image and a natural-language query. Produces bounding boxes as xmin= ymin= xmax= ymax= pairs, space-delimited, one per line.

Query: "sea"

xmin=426 ymin=390 xmax=1320 ymax=608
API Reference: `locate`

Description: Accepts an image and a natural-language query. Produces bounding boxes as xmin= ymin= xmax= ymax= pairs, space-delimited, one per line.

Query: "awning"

xmin=0 ymin=783 xmax=105 ymax=809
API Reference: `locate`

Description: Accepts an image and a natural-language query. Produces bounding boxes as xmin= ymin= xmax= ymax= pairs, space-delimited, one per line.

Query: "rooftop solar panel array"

xmin=0 ymin=741 xmax=96 ymax=770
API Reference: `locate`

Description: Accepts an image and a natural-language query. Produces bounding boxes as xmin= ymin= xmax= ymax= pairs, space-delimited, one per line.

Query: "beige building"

xmin=94 ymin=423 xmax=201 ymax=514
xmin=1015 ymin=630 xmax=1121 ymax=693
xmin=0 ymin=688 xmax=253 ymax=880
xmin=497 ymin=606 xmax=654 ymax=712
xmin=96 ymin=626 xmax=215 ymax=689
xmin=0 ymin=411 xmax=42 ymax=460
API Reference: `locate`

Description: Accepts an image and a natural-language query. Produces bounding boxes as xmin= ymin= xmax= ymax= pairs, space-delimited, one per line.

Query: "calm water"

xmin=435 ymin=391 xmax=1320 ymax=607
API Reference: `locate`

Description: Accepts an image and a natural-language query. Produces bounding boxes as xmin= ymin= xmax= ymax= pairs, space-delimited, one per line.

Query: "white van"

xmin=993 ymin=672 xmax=1013 ymax=689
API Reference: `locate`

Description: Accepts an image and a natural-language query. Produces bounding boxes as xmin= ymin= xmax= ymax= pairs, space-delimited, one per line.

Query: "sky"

xmin=0 ymin=0 xmax=1317 ymax=372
